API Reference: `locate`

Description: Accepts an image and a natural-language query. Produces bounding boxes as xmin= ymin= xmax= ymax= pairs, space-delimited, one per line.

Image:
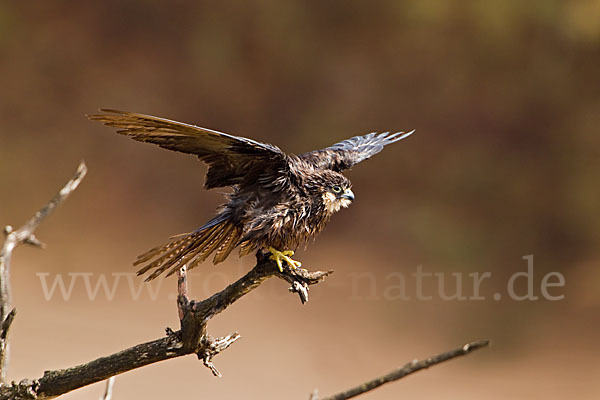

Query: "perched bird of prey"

xmin=89 ymin=110 xmax=413 ymax=280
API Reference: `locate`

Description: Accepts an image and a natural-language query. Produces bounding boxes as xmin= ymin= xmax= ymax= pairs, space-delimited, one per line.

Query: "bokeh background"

xmin=1 ymin=1 xmax=599 ymax=399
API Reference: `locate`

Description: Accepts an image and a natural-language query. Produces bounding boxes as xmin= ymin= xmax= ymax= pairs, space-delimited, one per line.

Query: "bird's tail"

xmin=135 ymin=215 xmax=242 ymax=281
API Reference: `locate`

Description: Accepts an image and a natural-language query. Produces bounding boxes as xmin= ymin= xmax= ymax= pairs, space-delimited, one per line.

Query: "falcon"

xmin=88 ymin=110 xmax=414 ymax=281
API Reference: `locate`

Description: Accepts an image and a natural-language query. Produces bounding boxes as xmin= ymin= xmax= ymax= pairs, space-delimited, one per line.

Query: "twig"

xmin=0 ymin=308 xmax=16 ymax=384
xmin=0 ymin=161 xmax=87 ymax=382
xmin=0 ymin=251 xmax=331 ymax=399
xmin=176 ymin=265 xmax=242 ymax=377
xmin=312 ymin=339 xmax=490 ymax=400
xmin=199 ymin=332 xmax=241 ymax=377
xmin=99 ymin=377 xmax=115 ymax=400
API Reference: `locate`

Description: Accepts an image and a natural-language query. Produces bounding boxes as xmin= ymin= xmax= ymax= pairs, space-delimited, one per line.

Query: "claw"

xmin=268 ymin=247 xmax=302 ymax=272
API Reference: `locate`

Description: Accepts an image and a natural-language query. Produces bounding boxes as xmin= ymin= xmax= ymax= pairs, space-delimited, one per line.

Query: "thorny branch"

xmin=310 ymin=339 xmax=490 ymax=400
xmin=0 ymin=161 xmax=87 ymax=382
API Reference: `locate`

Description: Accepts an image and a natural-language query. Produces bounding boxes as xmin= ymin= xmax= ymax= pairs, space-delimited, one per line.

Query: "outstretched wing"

xmin=88 ymin=109 xmax=289 ymax=189
xmin=299 ymin=130 xmax=414 ymax=172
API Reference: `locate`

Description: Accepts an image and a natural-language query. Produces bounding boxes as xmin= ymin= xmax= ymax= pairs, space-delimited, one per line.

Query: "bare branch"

xmin=199 ymin=332 xmax=241 ymax=377
xmin=99 ymin=377 xmax=115 ymax=400
xmin=0 ymin=161 xmax=87 ymax=382
xmin=0 ymin=310 xmax=16 ymax=342
xmin=0 ymin=252 xmax=331 ymax=399
xmin=312 ymin=339 xmax=490 ymax=400
xmin=0 ymin=308 xmax=16 ymax=381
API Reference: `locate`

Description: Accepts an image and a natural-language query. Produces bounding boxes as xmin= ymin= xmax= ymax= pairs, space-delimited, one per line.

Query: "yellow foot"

xmin=268 ymin=247 xmax=302 ymax=272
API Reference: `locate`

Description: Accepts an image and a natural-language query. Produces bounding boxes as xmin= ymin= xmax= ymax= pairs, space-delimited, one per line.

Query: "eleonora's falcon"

xmin=88 ymin=110 xmax=414 ymax=281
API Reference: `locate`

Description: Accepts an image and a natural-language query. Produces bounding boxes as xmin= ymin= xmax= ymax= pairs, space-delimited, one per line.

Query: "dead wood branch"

xmin=0 ymin=244 xmax=331 ymax=399
xmin=0 ymin=161 xmax=87 ymax=382
xmin=99 ymin=377 xmax=115 ymax=400
xmin=311 ymin=339 xmax=490 ymax=400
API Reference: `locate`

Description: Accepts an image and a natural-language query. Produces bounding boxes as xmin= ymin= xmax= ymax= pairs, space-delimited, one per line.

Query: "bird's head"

xmin=312 ymin=171 xmax=354 ymax=214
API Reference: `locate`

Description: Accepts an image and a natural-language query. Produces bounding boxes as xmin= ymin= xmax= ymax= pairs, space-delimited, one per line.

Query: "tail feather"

xmin=198 ymin=224 xmax=234 ymax=261
xmin=137 ymin=226 xmax=218 ymax=277
xmin=238 ymin=241 xmax=256 ymax=257
xmin=134 ymin=236 xmax=188 ymax=266
xmin=213 ymin=225 xmax=241 ymax=263
xmin=137 ymin=218 xmax=242 ymax=281
xmin=164 ymin=223 xmax=233 ymax=277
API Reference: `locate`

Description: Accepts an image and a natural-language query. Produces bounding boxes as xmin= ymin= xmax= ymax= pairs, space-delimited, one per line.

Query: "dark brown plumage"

xmin=88 ymin=109 xmax=413 ymax=280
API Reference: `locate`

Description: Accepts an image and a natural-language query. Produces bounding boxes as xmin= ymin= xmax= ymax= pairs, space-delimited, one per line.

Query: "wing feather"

xmin=88 ymin=109 xmax=288 ymax=189
xmin=299 ymin=130 xmax=414 ymax=171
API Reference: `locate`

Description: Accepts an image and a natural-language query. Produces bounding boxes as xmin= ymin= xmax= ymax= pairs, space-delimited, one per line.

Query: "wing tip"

xmin=85 ymin=108 xmax=127 ymax=120
xmin=99 ymin=108 xmax=126 ymax=114
xmin=388 ymin=129 xmax=415 ymax=143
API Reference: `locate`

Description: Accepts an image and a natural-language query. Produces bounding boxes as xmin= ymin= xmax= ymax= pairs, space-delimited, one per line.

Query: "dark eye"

xmin=332 ymin=185 xmax=342 ymax=193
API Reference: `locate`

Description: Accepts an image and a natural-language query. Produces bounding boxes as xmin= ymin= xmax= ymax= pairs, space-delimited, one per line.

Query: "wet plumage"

xmin=88 ymin=109 xmax=413 ymax=280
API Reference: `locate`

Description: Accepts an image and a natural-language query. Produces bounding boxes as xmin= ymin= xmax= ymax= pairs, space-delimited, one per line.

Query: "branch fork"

xmin=173 ymin=253 xmax=332 ymax=376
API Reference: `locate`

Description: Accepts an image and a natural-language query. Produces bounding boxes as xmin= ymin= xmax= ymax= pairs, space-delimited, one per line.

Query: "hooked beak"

xmin=340 ymin=188 xmax=355 ymax=201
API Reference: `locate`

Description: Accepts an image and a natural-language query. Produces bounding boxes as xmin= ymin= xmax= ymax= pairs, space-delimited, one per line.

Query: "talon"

xmin=268 ymin=247 xmax=302 ymax=271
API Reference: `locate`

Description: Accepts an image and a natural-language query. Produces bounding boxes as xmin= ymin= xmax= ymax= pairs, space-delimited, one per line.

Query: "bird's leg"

xmin=268 ymin=247 xmax=302 ymax=272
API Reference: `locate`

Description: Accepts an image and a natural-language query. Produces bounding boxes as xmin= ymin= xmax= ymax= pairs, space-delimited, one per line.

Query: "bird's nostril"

xmin=341 ymin=189 xmax=355 ymax=201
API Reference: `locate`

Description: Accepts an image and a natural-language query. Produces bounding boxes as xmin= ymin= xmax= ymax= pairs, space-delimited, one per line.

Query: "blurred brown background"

xmin=1 ymin=1 xmax=599 ymax=399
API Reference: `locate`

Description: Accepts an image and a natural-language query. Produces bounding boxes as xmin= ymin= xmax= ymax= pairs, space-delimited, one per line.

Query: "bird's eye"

xmin=332 ymin=185 xmax=342 ymax=193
